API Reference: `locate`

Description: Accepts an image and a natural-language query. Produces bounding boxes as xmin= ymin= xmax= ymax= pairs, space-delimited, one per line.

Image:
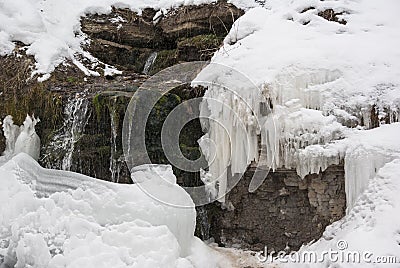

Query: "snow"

xmin=193 ymin=0 xmax=400 ymax=202
xmin=192 ymin=2 xmax=400 ymax=258
xmin=0 ymin=0 xmax=256 ymax=80
xmin=0 ymin=153 xmax=223 ymax=267
xmin=1 ymin=0 xmax=400 ymax=265
xmin=343 ymin=123 xmax=400 ymax=210
xmin=282 ymin=158 xmax=400 ymax=267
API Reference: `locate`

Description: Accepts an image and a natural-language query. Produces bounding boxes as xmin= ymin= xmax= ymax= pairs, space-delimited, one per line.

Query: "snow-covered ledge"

xmin=193 ymin=1 xmax=400 ymax=208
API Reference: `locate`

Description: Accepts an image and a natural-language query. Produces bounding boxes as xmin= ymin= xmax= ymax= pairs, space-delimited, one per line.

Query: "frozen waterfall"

xmin=194 ymin=67 xmax=349 ymax=203
xmin=195 ymin=64 xmax=400 ymax=210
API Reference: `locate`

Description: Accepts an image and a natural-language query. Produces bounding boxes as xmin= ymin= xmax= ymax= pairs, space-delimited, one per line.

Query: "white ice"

xmin=281 ymin=158 xmax=400 ymax=268
xmin=0 ymin=153 xmax=223 ymax=268
xmin=1 ymin=115 xmax=40 ymax=162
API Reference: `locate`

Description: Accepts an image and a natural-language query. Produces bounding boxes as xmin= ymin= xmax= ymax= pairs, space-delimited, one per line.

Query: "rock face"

xmin=1 ymin=2 xmax=242 ymax=182
xmin=81 ymin=2 xmax=243 ymax=73
xmin=158 ymin=3 xmax=242 ymax=39
xmin=202 ymin=165 xmax=346 ymax=252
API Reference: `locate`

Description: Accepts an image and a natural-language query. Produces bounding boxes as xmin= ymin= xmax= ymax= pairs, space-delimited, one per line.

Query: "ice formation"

xmin=0 ymin=153 xmax=222 ymax=268
xmin=343 ymin=124 xmax=400 ymax=210
xmin=282 ymin=158 xmax=400 ymax=267
xmin=197 ymin=77 xmax=262 ymax=202
xmin=1 ymin=115 xmax=40 ymax=161
xmin=1 ymin=115 xmax=20 ymax=158
xmin=194 ymin=1 xmax=400 ymax=204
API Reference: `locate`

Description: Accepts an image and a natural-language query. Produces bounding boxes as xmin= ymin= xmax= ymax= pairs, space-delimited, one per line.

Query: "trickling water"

xmin=109 ymin=97 xmax=121 ymax=182
xmin=42 ymin=92 xmax=90 ymax=171
xmin=142 ymin=52 xmax=158 ymax=75
xmin=197 ymin=206 xmax=210 ymax=241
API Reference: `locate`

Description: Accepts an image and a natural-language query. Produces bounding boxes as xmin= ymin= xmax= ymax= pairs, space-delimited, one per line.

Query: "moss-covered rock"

xmin=149 ymin=50 xmax=178 ymax=75
xmin=177 ymin=34 xmax=223 ymax=61
xmin=0 ymin=55 xmax=64 ymax=154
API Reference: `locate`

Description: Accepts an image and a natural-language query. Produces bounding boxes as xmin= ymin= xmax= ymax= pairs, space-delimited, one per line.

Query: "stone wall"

xmin=204 ymin=165 xmax=346 ymax=252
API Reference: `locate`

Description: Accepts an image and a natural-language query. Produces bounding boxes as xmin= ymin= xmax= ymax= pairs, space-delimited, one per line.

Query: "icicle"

xmin=14 ymin=115 xmax=41 ymax=161
xmin=344 ymin=146 xmax=394 ymax=211
xmin=198 ymin=84 xmax=262 ymax=203
xmin=1 ymin=115 xmax=40 ymax=161
xmin=143 ymin=52 xmax=158 ymax=75
xmin=1 ymin=115 xmax=20 ymax=158
xmin=197 ymin=68 xmax=349 ymax=201
xmin=109 ymin=97 xmax=121 ymax=182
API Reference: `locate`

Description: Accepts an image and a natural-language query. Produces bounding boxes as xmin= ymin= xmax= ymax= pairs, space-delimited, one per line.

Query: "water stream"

xmin=142 ymin=52 xmax=158 ymax=75
xmin=42 ymin=92 xmax=90 ymax=171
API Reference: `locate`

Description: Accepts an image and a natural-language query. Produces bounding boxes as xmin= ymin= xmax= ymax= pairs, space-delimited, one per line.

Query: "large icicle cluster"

xmin=198 ymin=82 xmax=262 ymax=202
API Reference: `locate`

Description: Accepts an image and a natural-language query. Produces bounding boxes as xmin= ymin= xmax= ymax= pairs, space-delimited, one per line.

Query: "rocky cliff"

xmin=0 ymin=1 xmax=243 ymax=183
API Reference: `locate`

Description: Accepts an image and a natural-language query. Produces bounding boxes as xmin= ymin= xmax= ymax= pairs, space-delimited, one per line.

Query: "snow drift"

xmin=0 ymin=153 xmax=221 ymax=268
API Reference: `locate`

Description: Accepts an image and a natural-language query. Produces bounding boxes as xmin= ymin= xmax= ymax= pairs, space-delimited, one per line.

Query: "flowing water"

xmin=42 ymin=92 xmax=90 ymax=171
xmin=142 ymin=52 xmax=158 ymax=75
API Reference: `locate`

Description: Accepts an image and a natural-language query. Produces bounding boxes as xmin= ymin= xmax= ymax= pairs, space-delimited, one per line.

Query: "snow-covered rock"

xmin=0 ymin=0 xmax=254 ymax=79
xmin=193 ymin=0 xmax=400 ymax=203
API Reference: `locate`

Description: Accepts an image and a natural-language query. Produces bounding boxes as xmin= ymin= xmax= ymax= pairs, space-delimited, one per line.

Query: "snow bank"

xmin=298 ymin=123 xmax=400 ymax=211
xmin=194 ymin=0 xmax=400 ymax=202
xmin=0 ymin=0 xmax=255 ymax=79
xmin=0 ymin=153 xmax=221 ymax=268
xmin=343 ymin=123 xmax=400 ymax=210
xmin=283 ymin=158 xmax=400 ymax=267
